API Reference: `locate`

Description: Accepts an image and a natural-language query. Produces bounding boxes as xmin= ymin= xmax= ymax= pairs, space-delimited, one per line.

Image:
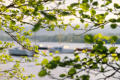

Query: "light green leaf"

xmin=90 ymin=8 xmax=96 ymax=15
xmin=41 ymin=58 xmax=49 ymax=65
xmin=80 ymin=3 xmax=90 ymax=12
xmin=85 ymin=23 xmax=88 ymax=29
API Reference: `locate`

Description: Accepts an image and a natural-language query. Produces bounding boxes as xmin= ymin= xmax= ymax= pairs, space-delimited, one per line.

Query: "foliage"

xmin=38 ymin=34 xmax=120 ymax=80
xmin=0 ymin=0 xmax=120 ymax=80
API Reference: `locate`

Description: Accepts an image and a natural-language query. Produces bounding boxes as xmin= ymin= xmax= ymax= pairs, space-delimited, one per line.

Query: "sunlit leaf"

xmin=41 ymin=58 xmax=49 ymax=65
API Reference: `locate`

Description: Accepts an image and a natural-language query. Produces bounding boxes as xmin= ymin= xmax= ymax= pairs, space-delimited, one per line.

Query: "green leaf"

xmin=68 ymin=68 xmax=76 ymax=75
xmin=61 ymin=11 xmax=71 ymax=16
xmin=10 ymin=20 xmax=16 ymax=27
xmin=74 ymin=64 xmax=82 ymax=69
xmin=53 ymin=56 xmax=60 ymax=62
xmin=104 ymin=12 xmax=109 ymax=16
xmin=110 ymin=36 xmax=118 ymax=42
xmin=84 ymin=34 xmax=94 ymax=43
xmin=80 ymin=3 xmax=90 ymax=12
xmin=110 ymin=24 xmax=117 ymax=29
xmin=32 ymin=19 xmax=43 ymax=32
xmin=41 ymin=11 xmax=57 ymax=21
xmin=100 ymin=66 xmax=104 ymax=72
xmin=109 ymin=47 xmax=117 ymax=53
xmin=90 ymin=63 xmax=98 ymax=69
xmin=82 ymin=14 xmax=90 ymax=19
xmin=37 ymin=4 xmax=44 ymax=10
xmin=74 ymin=24 xmax=80 ymax=30
xmin=114 ymin=3 xmax=120 ymax=9
xmin=32 ymin=22 xmax=41 ymax=32
xmin=92 ymin=1 xmax=98 ymax=6
xmin=109 ymin=18 xmax=117 ymax=23
xmin=100 ymin=25 xmax=104 ymax=29
xmin=105 ymin=0 xmax=112 ymax=5
xmin=95 ymin=14 xmax=105 ymax=20
xmin=70 ymin=3 xmax=79 ymax=8
xmin=81 ymin=75 xmax=90 ymax=80
xmin=102 ymin=58 xmax=108 ymax=64
xmin=38 ymin=69 xmax=47 ymax=77
xmin=79 ymin=10 xmax=83 ymax=14
xmin=90 ymin=0 xmax=93 ymax=2
xmin=59 ymin=74 xmax=66 ymax=77
xmin=46 ymin=61 xmax=57 ymax=69
xmin=80 ymin=19 xmax=84 ymax=23
xmin=90 ymin=8 xmax=96 ymax=15
xmin=85 ymin=23 xmax=88 ymax=29
xmin=0 ymin=41 xmax=2 ymax=44
xmin=82 ymin=0 xmax=88 ymax=3
xmin=41 ymin=58 xmax=48 ymax=65
xmin=117 ymin=18 xmax=120 ymax=22
xmin=20 ymin=0 xmax=25 ymax=3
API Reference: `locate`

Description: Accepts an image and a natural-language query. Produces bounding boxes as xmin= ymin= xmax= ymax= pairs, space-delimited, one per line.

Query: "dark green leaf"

xmin=100 ymin=66 xmax=104 ymax=72
xmin=32 ymin=22 xmax=41 ymax=32
xmin=84 ymin=34 xmax=94 ymax=43
xmin=46 ymin=61 xmax=57 ymax=69
xmin=90 ymin=8 xmax=96 ymax=15
xmin=110 ymin=36 xmax=118 ymax=42
xmin=68 ymin=68 xmax=76 ymax=75
xmin=80 ymin=19 xmax=84 ymax=23
xmin=110 ymin=24 xmax=117 ymax=29
xmin=90 ymin=63 xmax=98 ymax=69
xmin=90 ymin=0 xmax=93 ymax=2
xmin=109 ymin=18 xmax=117 ymax=23
xmin=59 ymin=62 xmax=66 ymax=67
xmin=92 ymin=1 xmax=98 ymax=6
xmin=74 ymin=64 xmax=82 ymax=69
xmin=70 ymin=3 xmax=79 ymax=8
xmin=117 ymin=18 xmax=120 ymax=22
xmin=114 ymin=3 xmax=120 ymax=9
xmin=79 ymin=10 xmax=83 ymax=14
xmin=82 ymin=14 xmax=90 ymax=19
xmin=59 ymin=74 xmax=66 ymax=77
xmin=82 ymin=0 xmax=88 ymax=3
xmin=61 ymin=11 xmax=71 ymax=16
xmin=81 ymin=75 xmax=90 ymax=80
xmin=38 ymin=69 xmax=47 ymax=77
xmin=41 ymin=11 xmax=57 ymax=21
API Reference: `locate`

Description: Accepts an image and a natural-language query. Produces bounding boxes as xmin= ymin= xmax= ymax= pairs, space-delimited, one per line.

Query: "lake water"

xmin=0 ymin=42 xmax=120 ymax=80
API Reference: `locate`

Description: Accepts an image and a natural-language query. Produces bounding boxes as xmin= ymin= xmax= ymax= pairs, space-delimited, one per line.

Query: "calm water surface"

xmin=0 ymin=42 xmax=120 ymax=80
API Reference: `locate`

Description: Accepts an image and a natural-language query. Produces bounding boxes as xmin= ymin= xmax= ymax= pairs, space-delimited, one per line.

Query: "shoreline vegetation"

xmin=0 ymin=33 xmax=120 ymax=44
